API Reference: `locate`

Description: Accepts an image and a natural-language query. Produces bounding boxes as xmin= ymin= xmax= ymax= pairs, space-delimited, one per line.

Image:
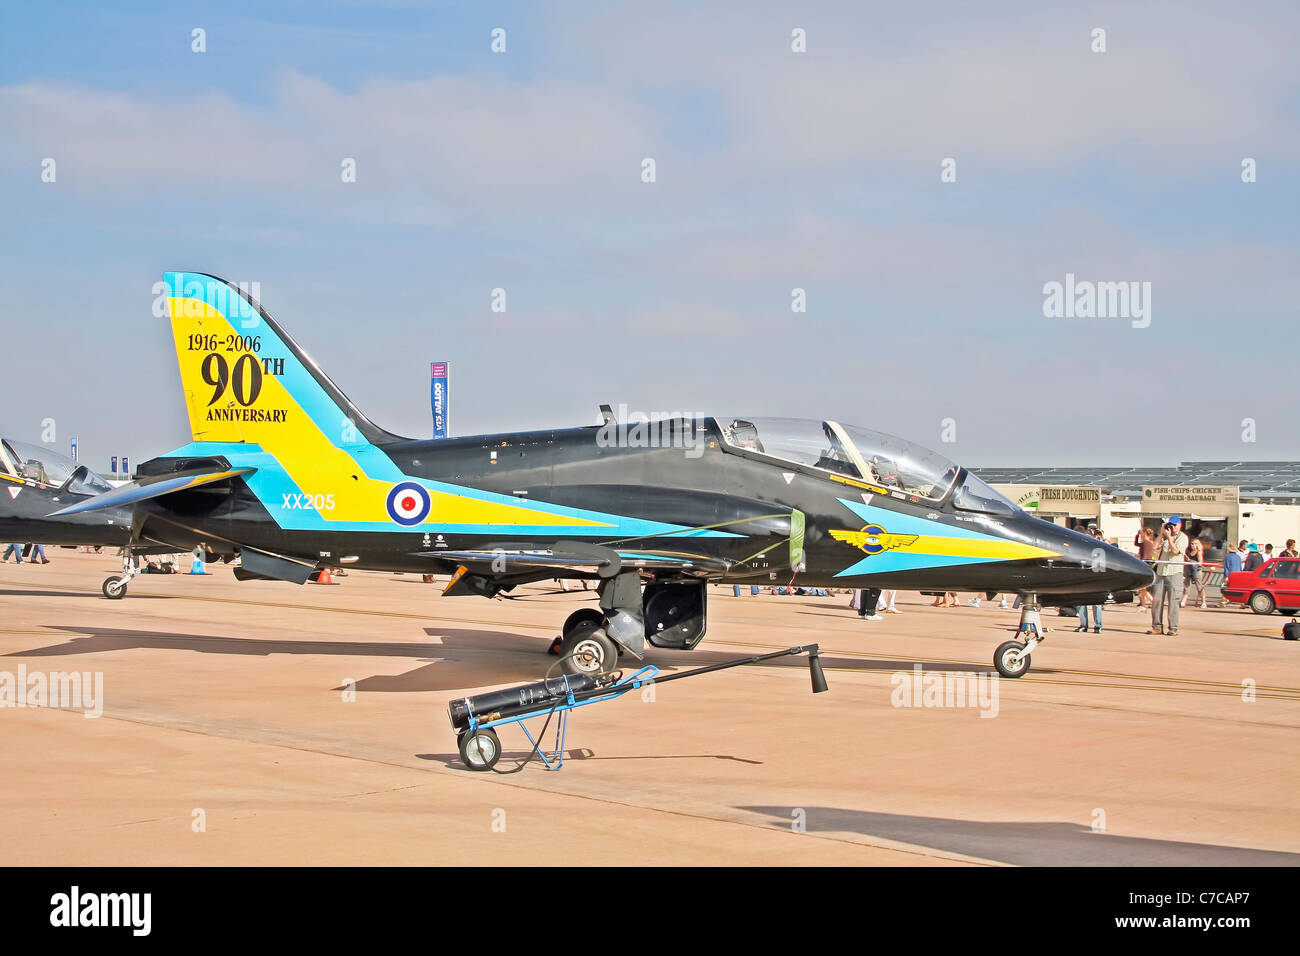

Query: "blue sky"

xmin=1 ymin=0 xmax=1297 ymax=473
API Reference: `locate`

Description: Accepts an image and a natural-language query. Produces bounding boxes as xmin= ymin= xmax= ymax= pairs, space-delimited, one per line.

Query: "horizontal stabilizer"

xmin=46 ymin=468 xmax=255 ymax=517
xmin=237 ymin=547 xmax=318 ymax=585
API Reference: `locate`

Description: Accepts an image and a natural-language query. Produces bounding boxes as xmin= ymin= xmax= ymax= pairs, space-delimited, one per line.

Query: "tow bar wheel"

xmin=994 ymin=640 xmax=1031 ymax=679
xmin=102 ymin=576 xmax=128 ymax=600
xmin=458 ymin=728 xmax=501 ymax=771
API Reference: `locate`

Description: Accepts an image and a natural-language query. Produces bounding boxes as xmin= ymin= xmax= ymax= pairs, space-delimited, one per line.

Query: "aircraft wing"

xmin=421 ymin=547 xmax=731 ymax=577
xmin=46 ymin=467 xmax=256 ymax=517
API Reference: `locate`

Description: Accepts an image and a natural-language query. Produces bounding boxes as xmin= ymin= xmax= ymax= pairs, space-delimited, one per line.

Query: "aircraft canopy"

xmin=716 ymin=417 xmax=1016 ymax=514
xmin=1 ymin=439 xmax=113 ymax=494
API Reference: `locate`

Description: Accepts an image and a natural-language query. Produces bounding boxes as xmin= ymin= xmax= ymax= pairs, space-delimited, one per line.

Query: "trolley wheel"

xmin=994 ymin=640 xmax=1031 ymax=678
xmin=102 ymin=576 xmax=128 ymax=600
xmin=560 ymin=621 xmax=618 ymax=676
xmin=1249 ymin=591 xmax=1276 ymax=615
xmin=457 ymin=728 xmax=501 ymax=771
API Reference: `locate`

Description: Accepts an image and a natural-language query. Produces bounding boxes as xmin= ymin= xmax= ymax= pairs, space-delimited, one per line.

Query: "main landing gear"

xmin=547 ymin=574 xmax=709 ymax=677
xmin=994 ymin=593 xmax=1045 ymax=679
xmin=101 ymin=552 xmax=139 ymax=600
xmin=553 ymin=612 xmax=619 ymax=677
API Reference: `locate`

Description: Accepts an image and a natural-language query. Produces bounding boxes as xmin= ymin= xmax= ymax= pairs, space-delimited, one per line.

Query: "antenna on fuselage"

xmin=598 ymin=404 xmax=616 ymax=426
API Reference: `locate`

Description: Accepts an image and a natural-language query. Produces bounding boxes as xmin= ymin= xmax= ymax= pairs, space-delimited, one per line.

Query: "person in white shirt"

xmin=1148 ymin=516 xmax=1188 ymax=635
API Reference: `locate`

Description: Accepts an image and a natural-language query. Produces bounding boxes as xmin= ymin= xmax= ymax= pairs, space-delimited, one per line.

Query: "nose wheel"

xmin=994 ymin=640 xmax=1032 ymax=678
xmin=101 ymin=551 xmax=141 ymax=600
xmin=995 ymin=594 xmax=1044 ymax=678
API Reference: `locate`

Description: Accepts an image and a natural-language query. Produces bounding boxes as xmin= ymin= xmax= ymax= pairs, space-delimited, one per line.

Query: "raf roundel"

xmin=386 ymin=481 xmax=432 ymax=526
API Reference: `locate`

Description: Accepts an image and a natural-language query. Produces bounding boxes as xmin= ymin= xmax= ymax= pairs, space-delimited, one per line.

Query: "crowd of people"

xmin=1133 ymin=516 xmax=1297 ymax=635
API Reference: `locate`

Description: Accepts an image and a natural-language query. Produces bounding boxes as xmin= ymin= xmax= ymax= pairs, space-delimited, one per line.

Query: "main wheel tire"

xmin=994 ymin=640 xmax=1031 ymax=678
xmin=550 ymin=608 xmax=606 ymax=655
xmin=562 ymin=607 xmax=605 ymax=636
xmin=560 ymin=621 xmax=618 ymax=676
xmin=457 ymin=728 xmax=501 ymax=771
xmin=102 ymin=576 xmax=127 ymax=600
xmin=1249 ymin=591 xmax=1276 ymax=615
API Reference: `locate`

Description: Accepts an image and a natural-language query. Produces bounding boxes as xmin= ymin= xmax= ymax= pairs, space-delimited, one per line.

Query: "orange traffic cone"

xmin=314 ymin=567 xmax=334 ymax=585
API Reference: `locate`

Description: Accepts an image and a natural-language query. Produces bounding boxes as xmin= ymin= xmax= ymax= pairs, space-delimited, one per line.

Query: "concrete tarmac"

xmin=1 ymin=551 xmax=1297 ymax=866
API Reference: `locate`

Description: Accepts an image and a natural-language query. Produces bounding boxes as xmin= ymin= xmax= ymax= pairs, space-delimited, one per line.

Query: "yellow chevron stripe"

xmin=831 ymin=527 xmax=1057 ymax=562
xmin=897 ymin=535 xmax=1057 ymax=561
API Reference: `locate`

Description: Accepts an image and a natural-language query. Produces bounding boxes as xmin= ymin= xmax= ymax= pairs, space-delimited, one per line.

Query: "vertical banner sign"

xmin=431 ymin=362 xmax=449 ymax=439
xmin=121 ymin=456 xmax=129 ymax=478
xmin=111 ymin=456 xmax=118 ymax=476
xmin=70 ymin=438 xmax=77 ymax=462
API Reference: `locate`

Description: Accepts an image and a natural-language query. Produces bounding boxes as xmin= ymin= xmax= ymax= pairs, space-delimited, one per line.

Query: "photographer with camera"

xmin=1148 ymin=516 xmax=1189 ymax=636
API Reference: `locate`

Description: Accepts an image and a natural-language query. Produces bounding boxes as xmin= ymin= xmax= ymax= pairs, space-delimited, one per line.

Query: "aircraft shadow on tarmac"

xmin=6 ymin=624 xmax=999 ymax=691
xmin=741 ymin=805 xmax=1300 ymax=866
xmin=0 ymin=587 xmax=174 ymax=601
xmin=0 ymin=587 xmax=195 ymax=601
xmin=349 ymin=637 xmax=976 ymax=693
xmin=5 ymin=625 xmax=558 ymax=691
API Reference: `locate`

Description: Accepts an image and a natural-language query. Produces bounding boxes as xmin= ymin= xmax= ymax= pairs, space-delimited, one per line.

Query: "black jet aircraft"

xmin=0 ymin=437 xmax=131 ymax=549
xmin=49 ymin=272 xmax=1153 ymax=678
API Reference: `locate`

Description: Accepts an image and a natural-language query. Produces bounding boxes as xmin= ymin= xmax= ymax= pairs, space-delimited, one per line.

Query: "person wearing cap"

xmin=1244 ymin=542 xmax=1264 ymax=573
xmin=1148 ymin=516 xmax=1188 ymax=636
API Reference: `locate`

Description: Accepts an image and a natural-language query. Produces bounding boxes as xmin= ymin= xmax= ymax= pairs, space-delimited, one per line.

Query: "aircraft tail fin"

xmin=162 ymin=272 xmax=404 ymax=452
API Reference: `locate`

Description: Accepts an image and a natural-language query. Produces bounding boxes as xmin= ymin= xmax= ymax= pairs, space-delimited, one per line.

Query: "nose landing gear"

xmin=101 ymin=551 xmax=139 ymax=600
xmin=994 ymin=593 xmax=1045 ymax=678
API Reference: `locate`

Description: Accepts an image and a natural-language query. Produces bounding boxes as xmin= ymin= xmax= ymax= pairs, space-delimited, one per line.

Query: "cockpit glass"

xmin=715 ymin=417 xmax=961 ymax=501
xmin=65 ymin=465 xmax=113 ymax=496
xmin=832 ymin=421 xmax=961 ymax=499
xmin=952 ymin=471 xmax=1021 ymax=515
xmin=2 ymin=439 xmax=79 ymax=486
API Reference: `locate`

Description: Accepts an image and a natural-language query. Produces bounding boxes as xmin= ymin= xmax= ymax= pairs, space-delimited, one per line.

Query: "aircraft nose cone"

xmin=1056 ymin=527 xmax=1154 ymax=593
xmin=1111 ymin=546 xmax=1156 ymax=592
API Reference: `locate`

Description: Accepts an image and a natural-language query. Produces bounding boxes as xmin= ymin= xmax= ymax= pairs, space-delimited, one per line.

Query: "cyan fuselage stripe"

xmin=162 ymin=441 xmax=737 ymax=538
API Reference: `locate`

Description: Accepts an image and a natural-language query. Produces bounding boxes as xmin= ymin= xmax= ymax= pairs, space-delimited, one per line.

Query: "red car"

xmin=1222 ymin=557 xmax=1300 ymax=614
